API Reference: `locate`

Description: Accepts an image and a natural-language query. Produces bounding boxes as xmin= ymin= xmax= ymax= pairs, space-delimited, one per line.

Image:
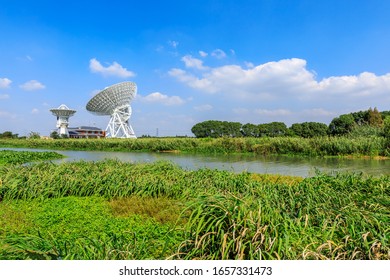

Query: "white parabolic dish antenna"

xmin=86 ymin=81 xmax=137 ymax=138
xmin=50 ymin=104 xmax=76 ymax=136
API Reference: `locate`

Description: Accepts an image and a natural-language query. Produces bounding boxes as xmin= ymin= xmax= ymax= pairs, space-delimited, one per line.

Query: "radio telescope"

xmin=86 ymin=81 xmax=137 ymax=138
xmin=50 ymin=104 xmax=76 ymax=136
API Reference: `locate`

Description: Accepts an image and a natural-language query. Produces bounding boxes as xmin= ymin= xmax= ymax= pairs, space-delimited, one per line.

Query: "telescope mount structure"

xmin=50 ymin=104 xmax=76 ymax=136
xmin=86 ymin=82 xmax=137 ymax=138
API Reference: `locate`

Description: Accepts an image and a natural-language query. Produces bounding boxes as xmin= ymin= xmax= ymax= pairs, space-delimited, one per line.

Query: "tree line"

xmin=0 ymin=131 xmax=40 ymax=139
xmin=191 ymin=108 xmax=390 ymax=138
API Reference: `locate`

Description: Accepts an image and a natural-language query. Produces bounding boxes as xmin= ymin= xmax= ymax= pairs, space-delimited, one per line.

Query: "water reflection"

xmin=2 ymin=147 xmax=389 ymax=177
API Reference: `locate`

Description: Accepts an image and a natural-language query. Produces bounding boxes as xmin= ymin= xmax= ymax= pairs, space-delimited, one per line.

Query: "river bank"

xmin=1 ymin=136 xmax=389 ymax=158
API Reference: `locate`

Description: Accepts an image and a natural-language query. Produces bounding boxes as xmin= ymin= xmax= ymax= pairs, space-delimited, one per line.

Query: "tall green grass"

xmin=1 ymin=136 xmax=389 ymax=156
xmin=0 ymin=150 xmax=64 ymax=165
xmin=0 ymin=160 xmax=389 ymax=259
xmin=176 ymin=170 xmax=389 ymax=260
xmin=0 ymin=196 xmax=183 ymax=260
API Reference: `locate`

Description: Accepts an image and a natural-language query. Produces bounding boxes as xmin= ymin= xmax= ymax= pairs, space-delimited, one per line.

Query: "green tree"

xmin=50 ymin=131 xmax=60 ymax=139
xmin=222 ymin=121 xmax=242 ymax=137
xmin=383 ymin=116 xmax=390 ymax=138
xmin=350 ymin=110 xmax=369 ymax=126
xmin=368 ymin=107 xmax=383 ymax=127
xmin=290 ymin=123 xmax=303 ymax=137
xmin=0 ymin=131 xmax=15 ymax=138
xmin=348 ymin=125 xmax=382 ymax=138
xmin=267 ymin=122 xmax=288 ymax=137
xmin=328 ymin=114 xmax=355 ymax=136
xmin=258 ymin=124 xmax=269 ymax=137
xmin=241 ymin=123 xmax=259 ymax=137
xmin=192 ymin=120 xmax=243 ymax=138
xmin=28 ymin=131 xmax=41 ymax=139
xmin=258 ymin=122 xmax=288 ymax=137
xmin=191 ymin=121 xmax=213 ymax=138
xmin=380 ymin=110 xmax=390 ymax=119
xmin=290 ymin=122 xmax=328 ymax=138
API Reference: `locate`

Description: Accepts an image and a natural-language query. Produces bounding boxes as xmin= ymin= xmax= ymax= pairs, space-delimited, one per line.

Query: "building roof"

xmin=68 ymin=126 xmax=103 ymax=131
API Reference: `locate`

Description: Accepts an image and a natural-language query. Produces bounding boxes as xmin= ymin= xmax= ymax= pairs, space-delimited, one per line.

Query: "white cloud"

xmin=211 ymin=49 xmax=227 ymax=59
xmin=168 ymin=68 xmax=217 ymax=92
xmin=31 ymin=108 xmax=39 ymax=114
xmin=244 ymin=61 xmax=255 ymax=68
xmin=141 ymin=92 xmax=185 ymax=106
xmin=89 ymin=58 xmax=135 ymax=78
xmin=19 ymin=80 xmax=46 ymax=91
xmin=194 ymin=104 xmax=213 ymax=111
xmin=300 ymin=108 xmax=335 ymax=117
xmin=0 ymin=94 xmax=9 ymax=100
xmin=155 ymin=45 xmax=164 ymax=52
xmin=168 ymin=40 xmax=179 ymax=48
xmin=181 ymin=55 xmax=208 ymax=70
xmin=0 ymin=78 xmax=12 ymax=89
xmin=0 ymin=110 xmax=16 ymax=119
xmin=254 ymin=109 xmax=292 ymax=117
xmin=169 ymin=57 xmax=390 ymax=109
xmin=232 ymin=108 xmax=250 ymax=115
xmin=199 ymin=51 xmax=208 ymax=57
xmin=317 ymin=72 xmax=389 ymax=97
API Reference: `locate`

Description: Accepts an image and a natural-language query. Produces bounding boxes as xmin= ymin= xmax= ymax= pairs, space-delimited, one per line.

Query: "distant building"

xmin=68 ymin=126 xmax=105 ymax=138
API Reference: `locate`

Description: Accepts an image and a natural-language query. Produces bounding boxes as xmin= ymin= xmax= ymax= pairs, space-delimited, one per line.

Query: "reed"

xmin=0 ymin=158 xmax=389 ymax=260
xmin=176 ymin=172 xmax=389 ymax=260
xmin=0 ymin=150 xmax=64 ymax=165
xmin=1 ymin=136 xmax=388 ymax=157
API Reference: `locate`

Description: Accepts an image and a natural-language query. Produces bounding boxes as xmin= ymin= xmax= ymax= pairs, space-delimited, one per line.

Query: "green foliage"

xmin=348 ymin=125 xmax=383 ymax=138
xmin=177 ymin=172 xmax=390 ymax=260
xmin=108 ymin=196 xmax=185 ymax=224
xmin=290 ymin=122 xmax=328 ymax=138
xmin=381 ymin=110 xmax=390 ymax=119
xmin=241 ymin=123 xmax=259 ymax=137
xmin=192 ymin=108 xmax=390 ymax=139
xmin=0 ymin=131 xmax=18 ymax=139
xmin=0 ymin=160 xmax=389 ymax=260
xmin=368 ymin=107 xmax=383 ymax=128
xmin=0 ymin=150 xmax=65 ymax=165
xmin=383 ymin=116 xmax=390 ymax=139
xmin=50 ymin=131 xmax=60 ymax=139
xmin=28 ymin=131 xmax=41 ymax=139
xmin=350 ymin=110 xmax=369 ymax=126
xmin=0 ymin=196 xmax=182 ymax=259
xmin=0 ymin=136 xmax=389 ymax=156
xmin=191 ymin=120 xmax=292 ymax=138
xmin=328 ymin=114 xmax=355 ymax=136
xmin=191 ymin=120 xmax=242 ymax=138
xmin=258 ymin=122 xmax=289 ymax=137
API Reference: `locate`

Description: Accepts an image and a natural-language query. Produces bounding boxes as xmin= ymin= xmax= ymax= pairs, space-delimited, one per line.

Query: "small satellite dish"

xmin=86 ymin=81 xmax=137 ymax=138
xmin=50 ymin=104 xmax=76 ymax=136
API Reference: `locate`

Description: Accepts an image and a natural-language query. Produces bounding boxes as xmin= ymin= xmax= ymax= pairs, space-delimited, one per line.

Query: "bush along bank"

xmin=0 ymin=136 xmax=390 ymax=157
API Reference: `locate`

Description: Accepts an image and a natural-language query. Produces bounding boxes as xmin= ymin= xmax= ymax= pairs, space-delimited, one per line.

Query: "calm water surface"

xmin=3 ymin=147 xmax=390 ymax=177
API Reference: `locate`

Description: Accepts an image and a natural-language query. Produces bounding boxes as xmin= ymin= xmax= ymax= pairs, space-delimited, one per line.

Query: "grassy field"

xmin=0 ymin=150 xmax=65 ymax=165
xmin=0 ymin=136 xmax=389 ymax=157
xmin=0 ymin=157 xmax=389 ymax=260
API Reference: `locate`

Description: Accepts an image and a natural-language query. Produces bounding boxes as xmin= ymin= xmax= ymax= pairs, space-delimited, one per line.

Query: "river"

xmin=2 ymin=147 xmax=390 ymax=177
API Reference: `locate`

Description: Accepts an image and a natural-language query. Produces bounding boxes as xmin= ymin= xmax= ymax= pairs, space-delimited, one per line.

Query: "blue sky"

xmin=1 ymin=0 xmax=390 ymax=137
